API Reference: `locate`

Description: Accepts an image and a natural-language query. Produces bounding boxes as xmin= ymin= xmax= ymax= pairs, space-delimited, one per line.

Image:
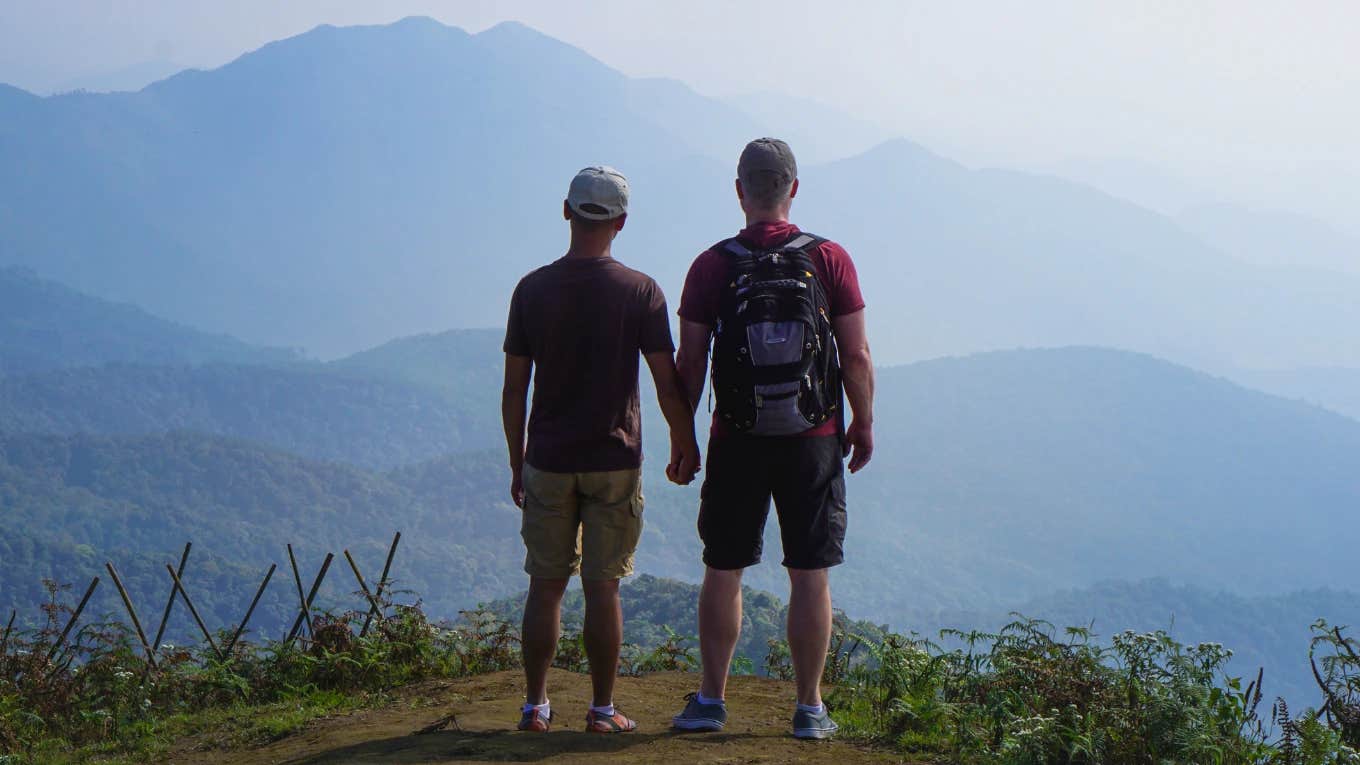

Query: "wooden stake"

xmin=150 ymin=542 xmax=192 ymax=657
xmin=286 ymin=553 xmax=334 ymax=645
xmin=224 ymin=564 xmax=276 ymax=655
xmin=106 ymin=563 xmax=157 ymax=670
xmin=286 ymin=544 xmax=314 ymax=641
xmin=343 ymin=550 xmax=383 ymax=632
xmin=1 ymin=609 xmax=16 ymax=660
xmin=360 ymin=532 xmax=401 ymax=637
xmin=164 ymin=564 xmax=223 ymax=661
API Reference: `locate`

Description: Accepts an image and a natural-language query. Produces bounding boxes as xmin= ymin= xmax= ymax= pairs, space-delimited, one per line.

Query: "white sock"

xmin=590 ymin=703 xmax=615 ymax=716
xmin=697 ymin=692 xmax=725 ymax=706
xmin=523 ymin=700 xmax=550 ymax=716
xmin=797 ymin=702 xmax=824 ymax=714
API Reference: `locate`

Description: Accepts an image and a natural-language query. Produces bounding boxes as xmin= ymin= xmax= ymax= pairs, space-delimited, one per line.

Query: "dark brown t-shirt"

xmin=504 ymin=255 xmax=674 ymax=473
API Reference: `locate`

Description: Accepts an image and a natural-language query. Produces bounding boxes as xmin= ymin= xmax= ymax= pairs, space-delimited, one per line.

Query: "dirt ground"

xmin=168 ymin=669 xmax=921 ymax=764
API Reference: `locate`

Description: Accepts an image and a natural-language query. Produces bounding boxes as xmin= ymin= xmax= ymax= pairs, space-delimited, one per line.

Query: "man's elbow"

xmin=674 ymin=350 xmax=704 ymax=380
xmin=841 ymin=344 xmax=873 ymax=373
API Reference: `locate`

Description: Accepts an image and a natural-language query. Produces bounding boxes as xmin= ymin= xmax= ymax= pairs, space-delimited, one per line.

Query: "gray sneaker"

xmin=671 ymin=692 xmax=727 ymax=731
xmin=792 ymin=705 xmax=838 ymax=739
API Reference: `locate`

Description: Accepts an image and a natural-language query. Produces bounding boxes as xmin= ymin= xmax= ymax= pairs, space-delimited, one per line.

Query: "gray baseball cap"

xmin=738 ymin=138 xmax=797 ymax=198
xmin=567 ymin=166 xmax=629 ymax=220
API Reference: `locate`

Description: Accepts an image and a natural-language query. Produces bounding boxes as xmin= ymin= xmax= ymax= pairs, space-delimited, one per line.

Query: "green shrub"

xmin=827 ymin=616 xmax=1359 ymax=764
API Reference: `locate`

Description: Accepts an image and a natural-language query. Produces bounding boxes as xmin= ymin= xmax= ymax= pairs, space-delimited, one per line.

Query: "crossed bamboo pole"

xmin=4 ymin=534 xmax=403 ymax=678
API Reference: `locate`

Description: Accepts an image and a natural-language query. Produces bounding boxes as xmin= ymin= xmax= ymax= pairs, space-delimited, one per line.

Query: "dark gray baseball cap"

xmin=737 ymin=138 xmax=797 ymax=198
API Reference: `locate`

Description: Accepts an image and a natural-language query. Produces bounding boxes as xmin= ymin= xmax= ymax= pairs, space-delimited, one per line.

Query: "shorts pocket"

xmin=630 ymin=479 xmax=645 ymax=518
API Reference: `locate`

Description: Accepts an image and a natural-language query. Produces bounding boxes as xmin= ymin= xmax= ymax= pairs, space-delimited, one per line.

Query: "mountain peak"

xmin=389 ymin=15 xmax=451 ymax=30
xmin=471 ymin=19 xmax=614 ymax=73
xmin=859 ymin=137 xmax=953 ymax=166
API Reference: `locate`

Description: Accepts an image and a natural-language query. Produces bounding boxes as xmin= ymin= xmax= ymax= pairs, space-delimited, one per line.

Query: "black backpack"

xmin=711 ymin=231 xmax=841 ymax=435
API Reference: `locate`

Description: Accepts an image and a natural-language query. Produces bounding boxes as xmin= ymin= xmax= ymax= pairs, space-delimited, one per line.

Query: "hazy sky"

xmin=2 ymin=1 xmax=1356 ymax=228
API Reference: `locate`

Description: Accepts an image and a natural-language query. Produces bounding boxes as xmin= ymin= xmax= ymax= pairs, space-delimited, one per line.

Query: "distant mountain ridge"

xmin=0 ymin=267 xmax=298 ymax=373
xmin=1177 ymin=203 xmax=1360 ymax=274
xmin=1233 ymin=365 xmax=1360 ymax=423
xmin=0 ymin=359 xmax=498 ymax=468
xmin=3 ymin=16 xmax=1359 ymax=372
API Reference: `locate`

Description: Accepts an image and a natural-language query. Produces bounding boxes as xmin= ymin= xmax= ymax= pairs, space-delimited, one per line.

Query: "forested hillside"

xmin=0 ymin=353 xmax=499 ymax=469
xmin=830 ymin=347 xmax=1360 ymax=625
xmin=0 ymin=432 xmax=522 ymax=640
xmin=0 ymin=267 xmax=298 ymax=373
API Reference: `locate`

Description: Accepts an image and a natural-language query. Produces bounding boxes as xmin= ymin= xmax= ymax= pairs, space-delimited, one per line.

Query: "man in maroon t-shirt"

xmin=503 ymin=166 xmax=700 ymax=734
xmin=670 ymin=139 xmax=876 ymax=739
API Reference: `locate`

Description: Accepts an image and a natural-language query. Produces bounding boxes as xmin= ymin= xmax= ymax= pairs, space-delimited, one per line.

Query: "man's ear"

xmin=563 ymin=200 xmax=572 ymax=220
xmin=734 ymin=178 xmax=745 ymax=201
xmin=614 ymin=213 xmax=627 ymax=232
xmin=789 ymin=178 xmax=800 ymax=199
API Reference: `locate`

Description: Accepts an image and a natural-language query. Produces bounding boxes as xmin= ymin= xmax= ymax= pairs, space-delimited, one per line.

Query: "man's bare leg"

xmin=582 ymin=577 xmax=623 ymax=707
xmin=698 ymin=566 xmax=744 ymax=699
xmin=787 ymin=567 xmax=832 ymax=707
xmin=522 ymin=576 xmax=569 ymax=704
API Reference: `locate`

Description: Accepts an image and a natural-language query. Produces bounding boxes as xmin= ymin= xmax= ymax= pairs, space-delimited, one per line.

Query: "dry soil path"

xmin=171 ymin=669 xmax=921 ymax=764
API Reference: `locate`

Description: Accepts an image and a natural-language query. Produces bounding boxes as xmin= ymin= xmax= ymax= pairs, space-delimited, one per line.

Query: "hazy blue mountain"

xmin=4 ymin=17 xmax=1359 ymax=371
xmin=49 ymin=59 xmax=183 ymax=94
xmin=1037 ymin=156 xmax=1216 ymax=215
xmin=0 ymin=267 xmax=299 ymax=374
xmin=827 ymin=347 xmax=1360 ymax=627
xmin=0 ymin=361 xmax=497 ymax=468
xmin=330 ymin=327 xmax=503 ymax=404
xmin=1233 ymin=365 xmax=1360 ymax=422
xmin=0 ymin=318 xmax=503 ymax=467
xmin=0 ymin=17 xmax=736 ymax=357
xmin=721 ymin=90 xmax=892 ymax=164
xmin=797 ymin=140 xmax=1360 ymax=370
xmin=1177 ymin=203 xmax=1360 ymax=274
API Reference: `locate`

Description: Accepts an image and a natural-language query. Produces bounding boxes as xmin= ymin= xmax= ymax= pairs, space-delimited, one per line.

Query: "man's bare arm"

xmin=501 ymin=353 xmax=533 ymax=506
xmin=833 ymin=309 xmax=875 ymax=473
xmin=675 ymin=319 xmax=713 ymax=414
xmin=644 ymin=350 xmax=701 ymax=484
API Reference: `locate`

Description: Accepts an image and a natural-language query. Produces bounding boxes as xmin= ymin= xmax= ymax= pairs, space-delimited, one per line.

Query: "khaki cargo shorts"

xmin=520 ymin=464 xmax=644 ymax=580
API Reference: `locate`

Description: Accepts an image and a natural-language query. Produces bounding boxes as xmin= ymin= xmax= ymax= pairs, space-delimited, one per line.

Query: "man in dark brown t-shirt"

xmin=502 ymin=166 xmax=700 ymax=734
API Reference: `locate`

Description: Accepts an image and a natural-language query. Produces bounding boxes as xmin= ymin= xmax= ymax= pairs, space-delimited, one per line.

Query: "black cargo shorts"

xmin=697 ymin=433 xmax=847 ymax=570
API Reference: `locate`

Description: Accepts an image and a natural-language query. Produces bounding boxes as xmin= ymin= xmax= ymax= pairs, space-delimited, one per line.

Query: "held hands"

xmin=844 ymin=418 xmax=874 ymax=474
xmin=666 ymin=434 xmax=702 ymax=485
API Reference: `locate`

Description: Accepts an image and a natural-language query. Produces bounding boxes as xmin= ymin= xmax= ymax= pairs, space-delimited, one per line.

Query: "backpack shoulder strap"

xmin=778 ymin=231 xmax=824 ymax=254
xmin=716 ymin=238 xmax=757 ymax=276
xmin=720 ymin=237 xmax=753 ymax=256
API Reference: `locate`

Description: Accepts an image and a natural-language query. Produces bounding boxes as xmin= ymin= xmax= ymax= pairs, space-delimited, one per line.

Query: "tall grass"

xmin=824 ymin=616 xmax=1360 ymax=764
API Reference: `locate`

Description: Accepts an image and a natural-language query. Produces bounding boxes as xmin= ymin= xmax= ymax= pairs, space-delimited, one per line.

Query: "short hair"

xmin=743 ymin=172 xmax=795 ymax=209
xmin=568 ymin=207 xmax=619 ymax=231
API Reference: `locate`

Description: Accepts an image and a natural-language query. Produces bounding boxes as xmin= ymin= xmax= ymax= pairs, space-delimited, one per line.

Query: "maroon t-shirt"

xmin=505 ymin=255 xmax=675 ymax=473
xmin=678 ymin=221 xmax=865 ymax=438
